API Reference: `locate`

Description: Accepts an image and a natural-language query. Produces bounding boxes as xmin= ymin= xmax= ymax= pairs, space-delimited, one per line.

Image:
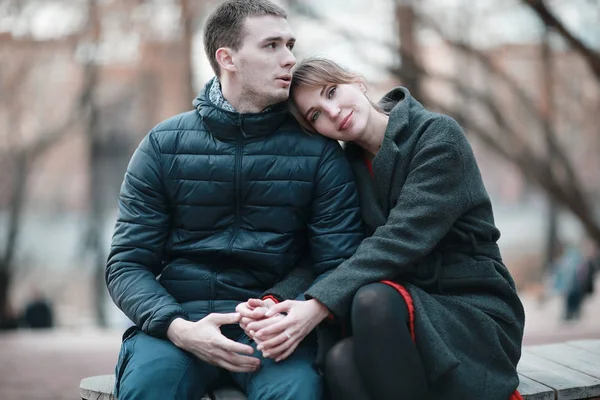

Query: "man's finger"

xmin=221 ymin=351 xmax=261 ymax=369
xmin=217 ymin=337 xmax=255 ymax=355
xmin=216 ymin=357 xmax=259 ymax=373
xmin=249 ymin=307 xmax=269 ymax=319
xmin=236 ymin=304 xmax=254 ymax=318
xmin=210 ymin=348 xmax=260 ymax=370
xmin=247 ymin=298 xmax=265 ymax=308
xmin=205 ymin=312 xmax=241 ymax=326
xmin=264 ymin=300 xmax=292 ymax=317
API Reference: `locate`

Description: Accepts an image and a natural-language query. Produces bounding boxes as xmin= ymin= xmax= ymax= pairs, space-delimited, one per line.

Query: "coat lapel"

xmin=345 ymin=143 xmax=387 ymax=234
xmin=372 ymin=87 xmax=411 ymax=215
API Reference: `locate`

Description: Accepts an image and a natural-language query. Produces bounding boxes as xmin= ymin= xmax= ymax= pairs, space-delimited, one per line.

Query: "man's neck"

xmin=220 ymin=76 xmax=267 ymax=113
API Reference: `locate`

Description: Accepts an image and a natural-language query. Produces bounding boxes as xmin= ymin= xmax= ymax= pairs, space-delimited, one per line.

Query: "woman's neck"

xmin=356 ymin=109 xmax=388 ymax=158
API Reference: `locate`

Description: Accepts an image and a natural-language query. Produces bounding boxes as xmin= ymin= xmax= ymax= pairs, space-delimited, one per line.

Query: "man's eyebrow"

xmin=262 ymin=36 xmax=296 ymax=43
xmin=303 ymin=85 xmax=328 ymax=121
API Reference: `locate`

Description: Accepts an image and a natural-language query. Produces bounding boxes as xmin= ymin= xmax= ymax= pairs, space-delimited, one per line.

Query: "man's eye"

xmin=328 ymin=86 xmax=336 ymax=99
xmin=267 ymin=42 xmax=276 ymax=48
xmin=287 ymin=43 xmax=294 ymax=50
xmin=311 ymin=111 xmax=321 ymax=122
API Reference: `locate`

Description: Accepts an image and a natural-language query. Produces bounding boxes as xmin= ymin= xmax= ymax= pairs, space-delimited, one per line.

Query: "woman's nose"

xmin=325 ymin=105 xmax=341 ymax=120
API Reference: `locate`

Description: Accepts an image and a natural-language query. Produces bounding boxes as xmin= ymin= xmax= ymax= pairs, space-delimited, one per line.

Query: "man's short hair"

xmin=203 ymin=0 xmax=288 ymax=77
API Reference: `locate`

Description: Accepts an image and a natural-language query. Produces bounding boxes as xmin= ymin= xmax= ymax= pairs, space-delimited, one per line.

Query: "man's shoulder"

xmin=151 ymin=110 xmax=203 ymax=136
xmin=276 ymin=117 xmax=339 ymax=150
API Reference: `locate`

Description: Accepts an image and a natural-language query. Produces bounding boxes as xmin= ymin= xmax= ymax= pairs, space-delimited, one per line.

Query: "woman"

xmin=243 ymin=57 xmax=525 ymax=400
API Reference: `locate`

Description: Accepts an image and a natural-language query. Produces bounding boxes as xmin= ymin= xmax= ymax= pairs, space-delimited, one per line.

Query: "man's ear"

xmin=216 ymin=48 xmax=236 ymax=73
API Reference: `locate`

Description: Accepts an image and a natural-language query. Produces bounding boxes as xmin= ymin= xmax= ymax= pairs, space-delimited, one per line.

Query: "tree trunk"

xmin=396 ymin=0 xmax=422 ymax=100
xmin=0 ymin=267 xmax=13 ymax=328
xmin=541 ymin=26 xmax=559 ymax=276
xmin=180 ymin=0 xmax=196 ymax=103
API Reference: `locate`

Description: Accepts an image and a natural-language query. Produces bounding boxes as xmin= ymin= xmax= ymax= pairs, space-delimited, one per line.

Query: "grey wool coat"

xmin=268 ymin=87 xmax=525 ymax=399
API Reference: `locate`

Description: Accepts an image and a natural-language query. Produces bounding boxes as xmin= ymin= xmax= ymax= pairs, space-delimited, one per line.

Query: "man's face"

xmin=231 ymin=15 xmax=296 ymax=107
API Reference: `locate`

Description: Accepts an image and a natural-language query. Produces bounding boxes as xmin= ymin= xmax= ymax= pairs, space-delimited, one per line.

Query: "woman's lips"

xmin=339 ymin=111 xmax=353 ymax=131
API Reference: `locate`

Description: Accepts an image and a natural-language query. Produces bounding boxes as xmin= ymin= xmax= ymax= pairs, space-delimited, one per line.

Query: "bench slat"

xmin=527 ymin=343 xmax=600 ymax=379
xmin=567 ymin=341 xmax=600 ymax=356
xmin=518 ymin=352 xmax=600 ymax=400
xmin=517 ymin=373 xmax=556 ymax=400
xmin=80 ymin=375 xmax=116 ymax=400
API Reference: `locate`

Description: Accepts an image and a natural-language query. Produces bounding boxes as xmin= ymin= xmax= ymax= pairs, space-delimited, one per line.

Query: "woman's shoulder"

xmin=409 ymin=107 xmax=469 ymax=149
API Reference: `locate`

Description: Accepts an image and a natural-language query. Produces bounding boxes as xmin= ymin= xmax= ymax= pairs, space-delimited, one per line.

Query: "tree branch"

xmin=522 ymin=0 xmax=600 ymax=81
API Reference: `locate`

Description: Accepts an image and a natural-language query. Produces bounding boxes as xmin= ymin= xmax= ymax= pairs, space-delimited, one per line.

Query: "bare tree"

xmin=522 ymin=0 xmax=600 ymax=81
xmin=0 ymin=49 xmax=81 ymax=327
xmin=285 ymin=1 xmax=600 ymax=249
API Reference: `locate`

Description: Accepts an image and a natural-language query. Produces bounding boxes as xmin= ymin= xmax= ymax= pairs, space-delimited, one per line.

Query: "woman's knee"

xmin=352 ymin=283 xmax=407 ymax=326
xmin=324 ymin=338 xmax=354 ymax=379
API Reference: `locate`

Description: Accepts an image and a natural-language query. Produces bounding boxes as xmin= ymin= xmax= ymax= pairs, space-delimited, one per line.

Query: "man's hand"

xmin=237 ymin=298 xmax=276 ymax=331
xmin=167 ymin=314 xmax=260 ymax=372
xmin=236 ymin=298 xmax=284 ymax=346
xmin=245 ymin=299 xmax=330 ymax=362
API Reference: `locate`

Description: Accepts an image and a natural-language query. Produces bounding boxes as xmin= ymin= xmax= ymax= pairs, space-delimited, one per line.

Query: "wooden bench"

xmin=80 ymin=339 xmax=600 ymax=400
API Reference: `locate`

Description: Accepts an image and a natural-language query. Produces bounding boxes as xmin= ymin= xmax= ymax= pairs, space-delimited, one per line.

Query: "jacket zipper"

xmin=227 ymin=116 xmax=244 ymax=254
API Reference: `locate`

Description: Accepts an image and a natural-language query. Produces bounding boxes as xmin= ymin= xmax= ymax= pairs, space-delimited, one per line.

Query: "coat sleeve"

xmin=260 ymin=257 xmax=316 ymax=302
xmin=304 ymin=139 xmax=364 ymax=294
xmin=105 ymin=132 xmax=188 ymax=338
xmin=305 ymin=121 xmax=472 ymax=318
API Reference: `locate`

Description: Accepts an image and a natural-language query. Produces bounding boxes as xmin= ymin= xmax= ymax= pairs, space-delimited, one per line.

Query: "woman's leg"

xmin=324 ymin=338 xmax=373 ymax=400
xmin=351 ymin=283 xmax=429 ymax=400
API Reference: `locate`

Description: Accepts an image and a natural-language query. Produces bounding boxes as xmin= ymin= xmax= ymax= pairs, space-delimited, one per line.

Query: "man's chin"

xmin=269 ymin=90 xmax=290 ymax=105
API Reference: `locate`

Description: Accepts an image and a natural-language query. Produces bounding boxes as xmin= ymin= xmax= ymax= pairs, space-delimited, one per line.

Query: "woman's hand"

xmin=246 ymin=299 xmax=330 ymax=362
xmin=236 ymin=298 xmax=284 ymax=345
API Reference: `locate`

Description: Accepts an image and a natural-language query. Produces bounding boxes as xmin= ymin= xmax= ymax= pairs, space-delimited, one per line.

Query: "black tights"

xmin=325 ymin=283 xmax=429 ymax=400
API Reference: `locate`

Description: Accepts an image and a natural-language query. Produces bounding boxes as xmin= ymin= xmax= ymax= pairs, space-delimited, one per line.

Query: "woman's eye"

xmin=328 ymin=86 xmax=337 ymax=99
xmin=267 ymin=42 xmax=276 ymax=48
xmin=287 ymin=43 xmax=294 ymax=50
xmin=311 ymin=111 xmax=321 ymax=122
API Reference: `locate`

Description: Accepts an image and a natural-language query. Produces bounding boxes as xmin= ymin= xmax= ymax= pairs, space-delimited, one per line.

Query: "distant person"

xmin=550 ymin=240 xmax=590 ymax=320
xmin=23 ymin=289 xmax=53 ymax=329
xmin=239 ymin=57 xmax=525 ymax=400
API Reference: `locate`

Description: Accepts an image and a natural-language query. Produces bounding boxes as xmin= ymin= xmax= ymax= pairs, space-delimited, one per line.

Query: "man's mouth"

xmin=276 ymin=75 xmax=292 ymax=82
xmin=339 ymin=111 xmax=353 ymax=131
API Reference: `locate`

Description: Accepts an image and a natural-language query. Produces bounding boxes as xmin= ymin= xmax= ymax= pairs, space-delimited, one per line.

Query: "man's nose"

xmin=282 ymin=47 xmax=296 ymax=69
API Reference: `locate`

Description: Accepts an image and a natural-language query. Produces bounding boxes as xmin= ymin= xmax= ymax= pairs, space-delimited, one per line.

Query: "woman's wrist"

xmin=307 ymin=298 xmax=330 ymax=322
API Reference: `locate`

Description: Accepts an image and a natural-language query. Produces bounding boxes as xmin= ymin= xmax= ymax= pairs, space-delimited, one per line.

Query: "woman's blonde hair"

xmin=289 ymin=57 xmax=384 ymax=133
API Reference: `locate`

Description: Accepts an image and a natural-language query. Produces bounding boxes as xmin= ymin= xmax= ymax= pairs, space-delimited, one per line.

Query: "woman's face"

xmin=292 ymin=82 xmax=372 ymax=141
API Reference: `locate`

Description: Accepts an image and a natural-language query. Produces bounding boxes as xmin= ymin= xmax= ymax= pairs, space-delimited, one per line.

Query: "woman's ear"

xmin=354 ymin=78 xmax=367 ymax=93
xmin=216 ymin=48 xmax=236 ymax=73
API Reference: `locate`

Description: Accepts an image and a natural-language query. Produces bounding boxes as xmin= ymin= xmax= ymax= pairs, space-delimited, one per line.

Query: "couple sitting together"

xmin=105 ymin=1 xmax=525 ymax=399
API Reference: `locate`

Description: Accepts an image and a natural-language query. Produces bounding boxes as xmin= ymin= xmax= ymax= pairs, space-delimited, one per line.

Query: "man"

xmin=105 ymin=1 xmax=363 ymax=399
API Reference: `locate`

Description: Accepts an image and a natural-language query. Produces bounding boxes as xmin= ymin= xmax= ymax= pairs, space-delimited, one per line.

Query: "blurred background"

xmin=0 ymin=0 xmax=599 ymax=398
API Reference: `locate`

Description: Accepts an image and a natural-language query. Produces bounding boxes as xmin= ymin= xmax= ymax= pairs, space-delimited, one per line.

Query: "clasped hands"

xmin=166 ymin=298 xmax=329 ymax=373
xmin=236 ymin=298 xmax=330 ymax=362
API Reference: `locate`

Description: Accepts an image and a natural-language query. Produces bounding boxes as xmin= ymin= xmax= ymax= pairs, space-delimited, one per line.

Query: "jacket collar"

xmin=192 ymin=77 xmax=290 ymax=140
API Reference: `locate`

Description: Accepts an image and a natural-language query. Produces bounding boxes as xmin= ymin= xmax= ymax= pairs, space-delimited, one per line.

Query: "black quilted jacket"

xmin=105 ymin=78 xmax=363 ymax=338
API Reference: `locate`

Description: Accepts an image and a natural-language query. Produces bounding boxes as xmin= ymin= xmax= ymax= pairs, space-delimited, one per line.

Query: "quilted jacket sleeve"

xmin=305 ymin=139 xmax=364 ymax=291
xmin=106 ymin=132 xmax=188 ymax=338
